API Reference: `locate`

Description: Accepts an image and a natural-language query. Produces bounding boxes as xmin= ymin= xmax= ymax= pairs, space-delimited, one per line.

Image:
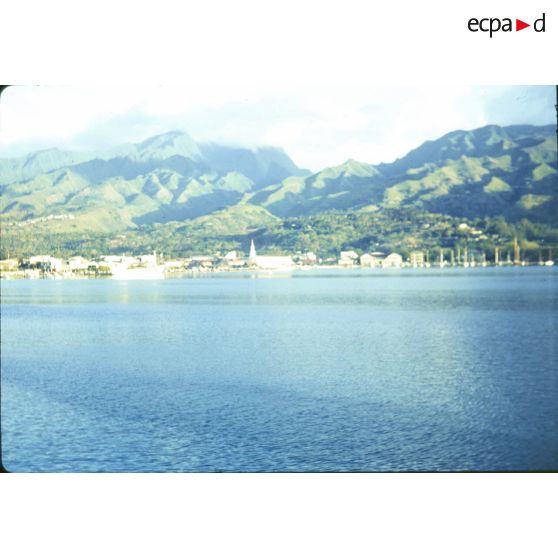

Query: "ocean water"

xmin=1 ymin=267 xmax=557 ymax=472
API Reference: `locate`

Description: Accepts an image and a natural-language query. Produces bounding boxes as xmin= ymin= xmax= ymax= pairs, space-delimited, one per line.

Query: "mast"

xmin=513 ymin=237 xmax=520 ymax=265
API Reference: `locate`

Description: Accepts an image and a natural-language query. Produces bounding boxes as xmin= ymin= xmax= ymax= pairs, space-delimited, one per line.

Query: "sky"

xmin=0 ymin=85 xmax=555 ymax=172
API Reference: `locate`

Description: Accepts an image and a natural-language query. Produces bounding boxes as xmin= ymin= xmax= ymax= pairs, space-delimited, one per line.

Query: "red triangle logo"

xmin=516 ymin=19 xmax=530 ymax=31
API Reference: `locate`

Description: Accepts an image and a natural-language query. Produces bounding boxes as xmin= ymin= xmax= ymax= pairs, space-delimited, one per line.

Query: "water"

xmin=1 ymin=267 xmax=557 ymax=472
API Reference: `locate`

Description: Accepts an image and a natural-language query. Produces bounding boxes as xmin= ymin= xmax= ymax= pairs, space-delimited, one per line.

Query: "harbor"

xmin=0 ymin=238 xmax=554 ymax=280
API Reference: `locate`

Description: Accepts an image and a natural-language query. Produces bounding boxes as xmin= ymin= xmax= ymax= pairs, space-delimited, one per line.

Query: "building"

xmin=221 ymin=251 xmax=246 ymax=268
xmin=29 ymin=255 xmax=64 ymax=271
xmin=0 ymin=259 xmax=19 ymax=272
xmin=409 ymin=251 xmax=425 ymax=268
xmin=338 ymin=250 xmax=359 ymax=267
xmin=68 ymin=256 xmax=92 ymax=271
xmin=188 ymin=256 xmax=214 ymax=269
xmin=248 ymin=240 xmax=294 ymax=270
xmin=360 ymin=253 xmax=385 ymax=268
xmin=299 ymin=252 xmax=318 ymax=266
xmin=138 ymin=252 xmax=158 ymax=266
xmin=249 ymin=240 xmax=257 ymax=261
xmin=382 ymin=253 xmax=403 ymax=268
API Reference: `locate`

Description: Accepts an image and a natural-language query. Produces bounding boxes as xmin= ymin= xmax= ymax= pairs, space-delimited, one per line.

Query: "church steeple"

xmin=249 ymin=240 xmax=257 ymax=261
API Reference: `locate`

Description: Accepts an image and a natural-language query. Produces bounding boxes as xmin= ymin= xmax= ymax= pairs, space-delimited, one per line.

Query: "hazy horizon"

xmin=0 ymin=85 xmax=555 ymax=172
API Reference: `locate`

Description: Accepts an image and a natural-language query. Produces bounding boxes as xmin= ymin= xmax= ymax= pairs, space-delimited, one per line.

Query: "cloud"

xmin=0 ymin=85 xmax=554 ymax=171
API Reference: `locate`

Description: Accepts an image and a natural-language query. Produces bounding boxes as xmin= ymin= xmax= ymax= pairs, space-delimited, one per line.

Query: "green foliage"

xmin=3 ymin=207 xmax=556 ymax=262
xmin=2 ymin=124 xmax=557 ymax=262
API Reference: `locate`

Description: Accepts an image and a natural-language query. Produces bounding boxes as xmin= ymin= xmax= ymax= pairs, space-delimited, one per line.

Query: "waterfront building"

xmin=189 ymin=256 xmax=214 ymax=269
xmin=360 ymin=253 xmax=384 ymax=268
xmin=138 ymin=253 xmax=158 ymax=266
xmin=227 ymin=258 xmax=247 ymax=268
xmin=409 ymin=251 xmax=425 ymax=268
xmin=0 ymin=259 xmax=19 ymax=272
xmin=359 ymin=254 xmax=373 ymax=267
xmin=382 ymin=253 xmax=403 ymax=268
xmin=29 ymin=255 xmax=64 ymax=271
xmin=248 ymin=240 xmax=294 ymax=270
xmin=68 ymin=256 xmax=92 ymax=271
xmin=301 ymin=252 xmax=318 ymax=265
xmin=338 ymin=250 xmax=359 ymax=267
xmin=222 ymin=250 xmax=247 ymax=268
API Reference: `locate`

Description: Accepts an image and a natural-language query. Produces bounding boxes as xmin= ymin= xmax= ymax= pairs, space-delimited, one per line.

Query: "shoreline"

xmin=1 ymin=262 xmax=555 ymax=281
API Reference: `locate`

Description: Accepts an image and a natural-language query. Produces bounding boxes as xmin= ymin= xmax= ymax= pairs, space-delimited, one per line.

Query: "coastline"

xmin=1 ymin=262 xmax=555 ymax=281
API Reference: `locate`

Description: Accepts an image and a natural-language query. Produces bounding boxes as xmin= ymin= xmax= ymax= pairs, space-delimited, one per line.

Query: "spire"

xmin=249 ymin=240 xmax=257 ymax=261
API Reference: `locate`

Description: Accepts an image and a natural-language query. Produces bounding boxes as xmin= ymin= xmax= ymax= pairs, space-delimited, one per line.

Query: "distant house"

xmin=227 ymin=258 xmax=247 ymax=268
xmin=189 ymin=256 xmax=214 ymax=269
xmin=300 ymin=252 xmax=318 ymax=265
xmin=409 ymin=251 xmax=425 ymax=268
xmin=0 ymin=259 xmax=19 ymax=272
xmin=138 ymin=253 xmax=157 ymax=267
xmin=221 ymin=251 xmax=246 ymax=268
xmin=68 ymin=256 xmax=91 ymax=271
xmin=340 ymin=250 xmax=358 ymax=261
xmin=29 ymin=255 xmax=64 ymax=271
xmin=382 ymin=253 xmax=403 ymax=268
xmin=338 ymin=250 xmax=359 ymax=267
xmin=360 ymin=253 xmax=384 ymax=268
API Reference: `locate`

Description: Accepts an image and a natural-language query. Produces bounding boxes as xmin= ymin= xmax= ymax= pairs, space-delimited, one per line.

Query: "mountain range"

xmin=1 ymin=124 xmax=556 ymax=244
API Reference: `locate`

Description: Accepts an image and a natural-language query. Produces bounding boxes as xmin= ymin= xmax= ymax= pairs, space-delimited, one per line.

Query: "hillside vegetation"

xmin=1 ymin=125 xmax=556 ymax=259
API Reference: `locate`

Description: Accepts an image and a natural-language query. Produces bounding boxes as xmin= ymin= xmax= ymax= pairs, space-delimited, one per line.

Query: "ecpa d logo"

xmin=468 ymin=13 xmax=546 ymax=37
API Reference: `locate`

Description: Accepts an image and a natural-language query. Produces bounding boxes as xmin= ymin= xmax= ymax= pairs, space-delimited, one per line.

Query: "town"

xmin=0 ymin=238 xmax=554 ymax=280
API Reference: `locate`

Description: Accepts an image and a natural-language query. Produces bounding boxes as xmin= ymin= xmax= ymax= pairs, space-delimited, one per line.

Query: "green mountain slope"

xmin=249 ymin=124 xmax=557 ymax=223
xmin=1 ymin=125 xmax=556 ymax=260
xmin=0 ymin=131 xmax=309 ymax=231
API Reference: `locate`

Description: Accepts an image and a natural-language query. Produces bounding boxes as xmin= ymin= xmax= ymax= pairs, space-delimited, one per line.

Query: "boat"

xmin=110 ymin=265 xmax=165 ymax=280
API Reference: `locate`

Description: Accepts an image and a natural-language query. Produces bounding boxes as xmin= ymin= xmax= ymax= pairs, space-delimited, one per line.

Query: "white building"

xmin=338 ymin=250 xmax=359 ymax=267
xmin=249 ymin=240 xmax=293 ymax=270
xmin=138 ymin=253 xmax=157 ymax=266
xmin=382 ymin=253 xmax=403 ymax=268
xmin=360 ymin=253 xmax=385 ymax=268
xmin=409 ymin=251 xmax=425 ymax=268
xmin=29 ymin=255 xmax=64 ymax=271
xmin=300 ymin=252 xmax=317 ymax=265
xmin=68 ymin=256 xmax=92 ymax=271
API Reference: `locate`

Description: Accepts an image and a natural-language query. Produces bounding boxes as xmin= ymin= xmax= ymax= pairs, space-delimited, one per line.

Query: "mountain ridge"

xmin=1 ymin=124 xmax=556 ymax=241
